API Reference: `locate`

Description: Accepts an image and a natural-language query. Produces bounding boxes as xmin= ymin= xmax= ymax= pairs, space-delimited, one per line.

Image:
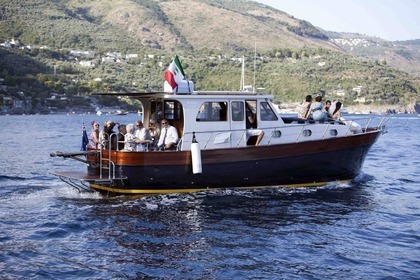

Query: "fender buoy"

xmin=191 ymin=132 xmax=202 ymax=174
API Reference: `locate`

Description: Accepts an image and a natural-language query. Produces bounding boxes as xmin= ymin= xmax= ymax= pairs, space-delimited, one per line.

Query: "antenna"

xmin=253 ymin=40 xmax=256 ymax=91
xmin=240 ymin=56 xmax=245 ymax=90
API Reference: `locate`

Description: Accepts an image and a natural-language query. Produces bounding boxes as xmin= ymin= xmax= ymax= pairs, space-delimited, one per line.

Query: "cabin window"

xmin=303 ymin=129 xmax=312 ymax=137
xmin=164 ymin=100 xmax=182 ymax=120
xmin=260 ymin=102 xmax=278 ymax=121
xmin=196 ymin=102 xmax=228 ymax=122
xmin=330 ymin=129 xmax=338 ymax=136
xmin=150 ymin=101 xmax=164 ymax=120
xmin=231 ymin=101 xmax=244 ymax=121
xmin=271 ymin=130 xmax=282 ymax=138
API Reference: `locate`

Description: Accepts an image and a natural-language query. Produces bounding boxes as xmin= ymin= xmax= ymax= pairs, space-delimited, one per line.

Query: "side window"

xmin=231 ymin=101 xmax=244 ymax=121
xmin=151 ymin=101 xmax=164 ymax=120
xmin=164 ymin=100 xmax=182 ymax=120
xmin=196 ymin=102 xmax=228 ymax=121
xmin=260 ymin=102 xmax=278 ymax=121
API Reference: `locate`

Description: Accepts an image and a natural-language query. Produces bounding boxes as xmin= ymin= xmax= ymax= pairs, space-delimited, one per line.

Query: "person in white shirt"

xmin=123 ymin=123 xmax=140 ymax=151
xmin=134 ymin=120 xmax=153 ymax=151
xmin=157 ymin=119 xmax=179 ymax=150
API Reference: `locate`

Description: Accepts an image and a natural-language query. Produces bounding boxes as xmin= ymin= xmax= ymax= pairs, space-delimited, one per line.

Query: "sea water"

xmin=0 ymin=114 xmax=419 ymax=279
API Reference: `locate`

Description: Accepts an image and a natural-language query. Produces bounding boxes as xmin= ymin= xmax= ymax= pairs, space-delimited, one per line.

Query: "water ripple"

xmin=0 ymin=114 xmax=419 ymax=278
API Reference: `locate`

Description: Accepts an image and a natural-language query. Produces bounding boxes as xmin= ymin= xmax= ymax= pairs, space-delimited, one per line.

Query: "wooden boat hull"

xmin=85 ymin=130 xmax=381 ymax=194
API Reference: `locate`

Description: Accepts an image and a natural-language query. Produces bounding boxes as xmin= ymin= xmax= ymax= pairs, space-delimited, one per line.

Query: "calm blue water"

xmin=0 ymin=114 xmax=419 ymax=279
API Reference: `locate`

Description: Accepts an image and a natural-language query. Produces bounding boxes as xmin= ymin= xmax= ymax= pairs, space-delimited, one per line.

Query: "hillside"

xmin=327 ymin=32 xmax=420 ymax=76
xmin=0 ymin=0 xmax=419 ymax=114
xmin=0 ymin=0 xmax=341 ymax=52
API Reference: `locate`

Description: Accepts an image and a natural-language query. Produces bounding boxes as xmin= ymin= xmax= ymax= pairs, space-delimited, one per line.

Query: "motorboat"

xmin=51 ymin=57 xmax=389 ymax=195
xmin=115 ymin=110 xmax=128 ymax=115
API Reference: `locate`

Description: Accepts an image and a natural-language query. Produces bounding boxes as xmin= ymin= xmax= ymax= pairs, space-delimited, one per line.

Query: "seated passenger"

xmin=331 ymin=101 xmax=343 ymax=121
xmin=246 ymin=103 xmax=264 ymax=146
xmin=297 ymin=95 xmax=312 ymax=119
xmin=157 ymin=118 xmax=179 ymax=150
xmin=324 ymin=100 xmax=333 ymax=120
xmin=309 ymin=95 xmax=328 ymax=122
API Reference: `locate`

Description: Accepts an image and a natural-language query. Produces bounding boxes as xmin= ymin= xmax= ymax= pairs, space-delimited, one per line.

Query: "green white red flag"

xmin=164 ymin=55 xmax=185 ymax=90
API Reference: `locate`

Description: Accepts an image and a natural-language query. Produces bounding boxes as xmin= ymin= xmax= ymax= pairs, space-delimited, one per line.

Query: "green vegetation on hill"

xmin=0 ymin=0 xmax=418 ymax=113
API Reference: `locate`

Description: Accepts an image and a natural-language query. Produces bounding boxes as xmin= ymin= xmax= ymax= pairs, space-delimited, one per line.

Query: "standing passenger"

xmin=99 ymin=120 xmax=117 ymax=150
xmin=157 ymin=119 xmax=179 ymax=150
xmin=116 ymin=124 xmax=126 ymax=151
xmin=89 ymin=121 xmax=100 ymax=148
xmin=135 ymin=120 xmax=153 ymax=151
xmin=124 ymin=123 xmax=145 ymax=151
xmin=149 ymin=119 xmax=161 ymax=148
xmin=246 ymin=102 xmax=264 ymax=146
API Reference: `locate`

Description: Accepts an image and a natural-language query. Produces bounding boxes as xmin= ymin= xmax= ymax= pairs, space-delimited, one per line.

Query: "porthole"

xmin=303 ymin=129 xmax=312 ymax=137
xmin=271 ymin=130 xmax=282 ymax=138
xmin=330 ymin=129 xmax=338 ymax=136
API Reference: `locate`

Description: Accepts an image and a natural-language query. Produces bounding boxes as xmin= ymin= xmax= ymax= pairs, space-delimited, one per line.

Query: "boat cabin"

xmin=131 ymin=89 xmax=357 ymax=152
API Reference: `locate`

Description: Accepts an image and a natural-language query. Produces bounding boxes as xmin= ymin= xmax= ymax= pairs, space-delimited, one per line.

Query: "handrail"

xmin=97 ymin=116 xmax=386 ymax=157
xmin=183 ymin=115 xmax=385 ymax=149
xmin=99 ymin=132 xmax=118 ymax=180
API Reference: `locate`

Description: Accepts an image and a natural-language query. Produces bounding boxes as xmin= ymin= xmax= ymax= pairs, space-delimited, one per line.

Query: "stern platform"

xmin=52 ymin=171 xmax=127 ymax=193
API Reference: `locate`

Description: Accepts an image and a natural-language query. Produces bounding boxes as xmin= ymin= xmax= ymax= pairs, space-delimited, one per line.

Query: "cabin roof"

xmin=130 ymin=91 xmax=274 ymax=100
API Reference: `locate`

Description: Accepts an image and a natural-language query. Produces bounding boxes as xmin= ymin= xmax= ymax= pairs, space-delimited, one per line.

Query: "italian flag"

xmin=164 ymin=55 xmax=185 ymax=90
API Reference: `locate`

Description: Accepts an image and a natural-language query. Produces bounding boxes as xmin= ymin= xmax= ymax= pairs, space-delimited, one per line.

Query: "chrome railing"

xmin=97 ymin=115 xmax=390 ymax=157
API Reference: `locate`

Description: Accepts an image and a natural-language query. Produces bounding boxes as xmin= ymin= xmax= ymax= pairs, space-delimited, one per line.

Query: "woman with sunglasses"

xmin=89 ymin=121 xmax=100 ymax=149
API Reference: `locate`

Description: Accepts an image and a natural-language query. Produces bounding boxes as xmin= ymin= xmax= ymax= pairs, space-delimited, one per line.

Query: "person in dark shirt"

xmin=116 ymin=124 xmax=126 ymax=151
xmin=245 ymin=102 xmax=264 ymax=146
xmin=99 ymin=120 xmax=118 ymax=150
xmin=324 ymin=100 xmax=333 ymax=120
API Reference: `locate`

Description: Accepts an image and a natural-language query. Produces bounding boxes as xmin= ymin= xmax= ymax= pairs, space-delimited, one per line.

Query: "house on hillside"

xmin=126 ymin=54 xmax=138 ymax=59
xmin=353 ymin=86 xmax=362 ymax=94
xmin=101 ymin=57 xmax=115 ymax=63
xmin=79 ymin=61 xmax=95 ymax=67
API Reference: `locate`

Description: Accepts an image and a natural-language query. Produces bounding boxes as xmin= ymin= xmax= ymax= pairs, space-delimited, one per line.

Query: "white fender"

xmin=191 ymin=142 xmax=202 ymax=174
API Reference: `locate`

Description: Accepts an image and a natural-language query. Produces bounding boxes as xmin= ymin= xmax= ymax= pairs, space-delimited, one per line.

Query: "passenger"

xmin=123 ymin=123 xmax=144 ymax=151
xmin=298 ymin=95 xmax=312 ymax=119
xmin=246 ymin=102 xmax=264 ymax=146
xmin=99 ymin=120 xmax=117 ymax=150
xmin=157 ymin=118 xmax=179 ymax=150
xmin=134 ymin=120 xmax=153 ymax=151
xmin=309 ymin=95 xmax=328 ymax=122
xmin=89 ymin=121 xmax=100 ymax=148
xmin=149 ymin=119 xmax=161 ymax=148
xmin=332 ymin=101 xmax=343 ymax=121
xmin=116 ymin=124 xmax=126 ymax=151
xmin=324 ymin=100 xmax=333 ymax=120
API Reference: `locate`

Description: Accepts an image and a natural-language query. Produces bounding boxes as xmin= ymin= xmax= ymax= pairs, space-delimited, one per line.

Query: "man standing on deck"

xmin=246 ymin=101 xmax=264 ymax=146
xmin=158 ymin=119 xmax=179 ymax=150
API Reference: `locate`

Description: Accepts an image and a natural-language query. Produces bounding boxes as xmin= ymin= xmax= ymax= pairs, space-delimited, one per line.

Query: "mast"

xmin=240 ymin=56 xmax=245 ymax=90
xmin=253 ymin=41 xmax=256 ymax=91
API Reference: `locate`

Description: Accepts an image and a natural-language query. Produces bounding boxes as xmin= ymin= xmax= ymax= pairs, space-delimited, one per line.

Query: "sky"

xmin=256 ymin=0 xmax=419 ymax=41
